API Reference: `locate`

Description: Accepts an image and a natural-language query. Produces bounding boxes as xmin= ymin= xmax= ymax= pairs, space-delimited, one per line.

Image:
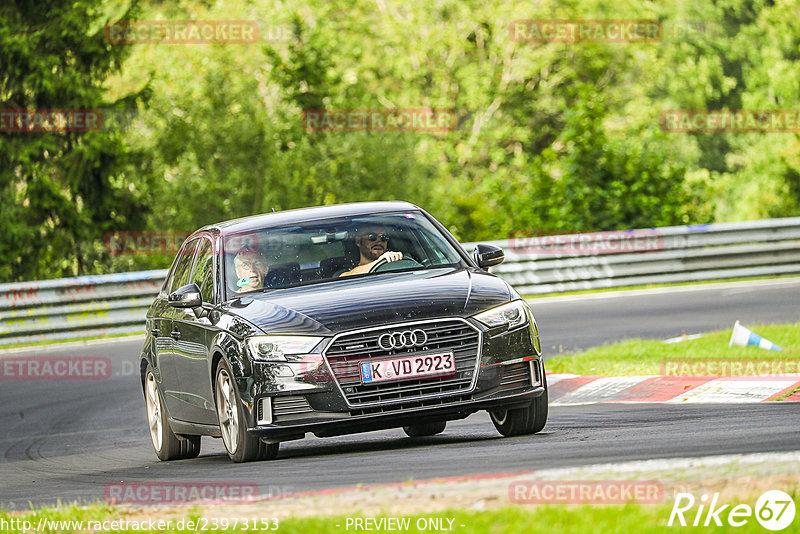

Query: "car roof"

xmin=193 ymin=201 xmax=422 ymax=237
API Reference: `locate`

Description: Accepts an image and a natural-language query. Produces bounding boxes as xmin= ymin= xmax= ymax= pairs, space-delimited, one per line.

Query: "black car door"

xmin=171 ymin=236 xmax=218 ymax=424
xmin=156 ymin=238 xmax=199 ymax=419
xmin=147 ymin=297 xmax=175 ymax=408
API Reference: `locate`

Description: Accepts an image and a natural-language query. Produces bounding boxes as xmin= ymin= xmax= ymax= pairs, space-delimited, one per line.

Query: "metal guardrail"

xmin=2 ymin=217 xmax=799 ymax=346
xmin=472 ymin=217 xmax=800 ymax=294
xmin=0 ymin=270 xmax=167 ymax=346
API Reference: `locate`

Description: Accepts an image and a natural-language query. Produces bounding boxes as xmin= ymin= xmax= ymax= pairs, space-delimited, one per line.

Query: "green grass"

xmin=774 ymin=384 xmax=800 ymax=401
xmin=546 ymin=322 xmax=800 ymax=376
xmin=2 ymin=499 xmax=798 ymax=533
xmin=524 ymin=274 xmax=800 ymax=299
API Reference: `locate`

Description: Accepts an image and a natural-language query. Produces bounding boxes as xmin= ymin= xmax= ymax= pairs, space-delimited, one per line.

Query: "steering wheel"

xmin=369 ymin=257 xmax=423 ymax=273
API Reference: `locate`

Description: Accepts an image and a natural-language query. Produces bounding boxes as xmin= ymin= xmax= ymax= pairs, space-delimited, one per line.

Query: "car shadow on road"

xmin=187 ymin=428 xmax=556 ymax=465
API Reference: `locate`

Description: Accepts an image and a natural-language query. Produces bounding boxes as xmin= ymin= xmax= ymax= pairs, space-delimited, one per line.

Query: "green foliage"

xmin=0 ymin=0 xmax=154 ymax=280
xmin=1 ymin=0 xmax=799 ymax=281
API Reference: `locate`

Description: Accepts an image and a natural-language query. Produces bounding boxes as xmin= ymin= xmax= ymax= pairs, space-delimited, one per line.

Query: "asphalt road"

xmin=1 ymin=278 xmax=799 ymax=510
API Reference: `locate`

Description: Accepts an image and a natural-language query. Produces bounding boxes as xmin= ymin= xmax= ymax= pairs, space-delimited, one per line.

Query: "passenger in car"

xmin=340 ymin=225 xmax=404 ymax=277
xmin=233 ymin=249 xmax=269 ymax=292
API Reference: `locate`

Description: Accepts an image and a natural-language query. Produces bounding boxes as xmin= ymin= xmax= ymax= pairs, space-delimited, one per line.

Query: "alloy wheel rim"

xmin=216 ymin=369 xmax=239 ymax=453
xmin=492 ymin=408 xmax=508 ymax=426
xmin=145 ymin=373 xmax=163 ymax=451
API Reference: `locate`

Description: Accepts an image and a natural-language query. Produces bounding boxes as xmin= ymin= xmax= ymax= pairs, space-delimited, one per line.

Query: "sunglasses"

xmin=362 ymin=233 xmax=389 ymax=242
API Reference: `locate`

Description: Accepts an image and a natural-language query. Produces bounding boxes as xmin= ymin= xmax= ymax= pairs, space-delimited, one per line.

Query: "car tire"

xmin=489 ymin=371 xmax=548 ymax=437
xmin=403 ymin=421 xmax=447 ymax=438
xmin=214 ymin=359 xmax=279 ymax=463
xmin=144 ymin=365 xmax=201 ymax=461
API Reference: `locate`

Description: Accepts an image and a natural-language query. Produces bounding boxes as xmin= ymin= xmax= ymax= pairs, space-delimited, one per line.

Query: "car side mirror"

xmin=168 ymin=283 xmax=202 ymax=308
xmin=473 ymin=244 xmax=504 ymax=269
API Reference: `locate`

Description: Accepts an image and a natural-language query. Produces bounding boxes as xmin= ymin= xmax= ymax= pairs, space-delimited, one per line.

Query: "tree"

xmin=0 ymin=0 xmax=152 ymax=281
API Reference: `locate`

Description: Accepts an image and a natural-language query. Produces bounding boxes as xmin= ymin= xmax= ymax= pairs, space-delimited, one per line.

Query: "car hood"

xmin=222 ymin=267 xmax=514 ymax=335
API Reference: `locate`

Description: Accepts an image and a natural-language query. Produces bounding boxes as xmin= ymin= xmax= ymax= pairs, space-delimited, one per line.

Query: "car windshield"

xmin=222 ymin=211 xmax=465 ymax=298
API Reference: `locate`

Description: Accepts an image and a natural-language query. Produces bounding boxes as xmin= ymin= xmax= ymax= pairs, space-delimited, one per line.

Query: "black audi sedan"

xmin=140 ymin=201 xmax=546 ymax=462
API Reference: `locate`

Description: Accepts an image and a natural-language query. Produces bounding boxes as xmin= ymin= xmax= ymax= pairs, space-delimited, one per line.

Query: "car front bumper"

xmin=239 ymin=316 xmax=544 ymax=440
xmin=251 ymin=384 xmax=545 ymax=441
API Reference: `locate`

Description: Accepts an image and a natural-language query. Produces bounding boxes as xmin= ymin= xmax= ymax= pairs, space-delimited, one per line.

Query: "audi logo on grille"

xmin=377 ymin=329 xmax=428 ymax=350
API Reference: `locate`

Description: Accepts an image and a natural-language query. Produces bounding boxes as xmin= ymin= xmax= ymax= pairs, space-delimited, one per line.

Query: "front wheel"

xmin=144 ymin=365 xmax=201 ymax=461
xmin=490 ymin=373 xmax=548 ymax=437
xmin=403 ymin=421 xmax=446 ymax=437
xmin=215 ymin=360 xmax=279 ymax=463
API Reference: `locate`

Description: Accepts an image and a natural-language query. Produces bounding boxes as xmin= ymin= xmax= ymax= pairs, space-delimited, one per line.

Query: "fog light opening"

xmin=530 ymin=359 xmax=542 ymax=387
xmin=257 ymin=396 xmax=273 ymax=425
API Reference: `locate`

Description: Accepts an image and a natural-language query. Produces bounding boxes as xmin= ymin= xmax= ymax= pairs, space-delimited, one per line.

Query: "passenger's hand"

xmin=378 ymin=251 xmax=403 ymax=263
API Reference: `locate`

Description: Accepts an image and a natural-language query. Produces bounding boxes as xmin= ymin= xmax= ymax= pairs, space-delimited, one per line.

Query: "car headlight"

xmin=473 ymin=300 xmax=529 ymax=329
xmin=246 ymin=336 xmax=324 ymax=362
xmin=527 ymin=306 xmax=542 ymax=355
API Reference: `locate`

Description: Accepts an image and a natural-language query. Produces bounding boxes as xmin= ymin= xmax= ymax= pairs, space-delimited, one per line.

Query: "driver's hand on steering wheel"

xmin=340 ymin=250 xmax=404 ymax=277
xmin=378 ymin=251 xmax=403 ymax=263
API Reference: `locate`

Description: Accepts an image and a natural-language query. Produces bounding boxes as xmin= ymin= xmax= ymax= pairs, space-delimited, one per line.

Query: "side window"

xmin=191 ymin=238 xmax=215 ymax=303
xmin=168 ymin=239 xmax=199 ymax=293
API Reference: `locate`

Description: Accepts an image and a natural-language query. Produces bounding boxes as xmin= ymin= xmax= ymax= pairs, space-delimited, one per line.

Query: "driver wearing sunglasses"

xmin=340 ymin=225 xmax=403 ymax=277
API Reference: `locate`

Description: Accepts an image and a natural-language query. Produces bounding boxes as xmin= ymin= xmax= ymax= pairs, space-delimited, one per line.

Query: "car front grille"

xmin=324 ymin=319 xmax=481 ymax=408
xmin=349 ymin=393 xmax=473 ymax=416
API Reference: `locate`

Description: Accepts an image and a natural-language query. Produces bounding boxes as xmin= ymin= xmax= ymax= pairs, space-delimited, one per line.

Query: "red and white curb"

xmin=548 ymin=374 xmax=800 ymax=405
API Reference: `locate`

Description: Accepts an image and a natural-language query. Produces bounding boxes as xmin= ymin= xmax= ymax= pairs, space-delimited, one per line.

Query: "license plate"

xmin=360 ymin=352 xmax=455 ymax=384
